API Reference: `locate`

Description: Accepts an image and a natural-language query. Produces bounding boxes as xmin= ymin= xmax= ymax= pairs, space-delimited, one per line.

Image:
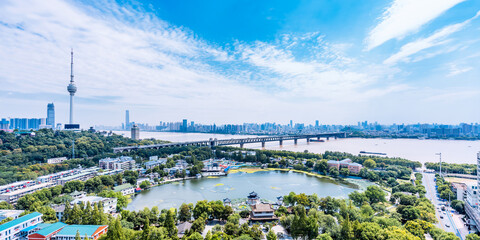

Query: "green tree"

xmin=75 ymin=230 xmax=81 ymax=240
xmin=329 ymin=167 xmax=339 ymax=178
xmin=178 ymin=203 xmax=192 ymax=222
xmin=349 ymin=191 xmax=368 ymax=207
xmin=266 ymin=230 xmax=277 ymax=240
xmin=316 ymin=233 xmax=333 ymax=240
xmin=191 ymin=217 xmax=206 ymax=233
xmin=104 ymin=218 xmax=125 ymax=240
xmin=365 ymin=185 xmax=386 ymax=204
xmin=187 ymin=232 xmax=204 ymax=240
xmin=363 ymin=159 xmax=377 ymax=169
xmin=466 ymin=233 xmax=480 ymax=240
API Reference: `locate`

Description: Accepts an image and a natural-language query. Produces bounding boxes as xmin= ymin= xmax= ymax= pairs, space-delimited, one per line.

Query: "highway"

xmin=423 ymin=172 xmax=468 ymax=239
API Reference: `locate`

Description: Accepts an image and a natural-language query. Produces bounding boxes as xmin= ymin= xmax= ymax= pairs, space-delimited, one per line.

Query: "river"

xmin=113 ymin=131 xmax=480 ymax=164
xmin=126 ymin=170 xmax=360 ymax=211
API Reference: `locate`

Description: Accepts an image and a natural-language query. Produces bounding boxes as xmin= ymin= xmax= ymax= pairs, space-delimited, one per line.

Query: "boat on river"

xmin=360 ymin=151 xmax=387 ymax=156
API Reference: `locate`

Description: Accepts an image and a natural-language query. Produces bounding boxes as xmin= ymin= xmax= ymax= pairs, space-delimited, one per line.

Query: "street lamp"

xmin=436 ymin=153 xmax=442 ymax=177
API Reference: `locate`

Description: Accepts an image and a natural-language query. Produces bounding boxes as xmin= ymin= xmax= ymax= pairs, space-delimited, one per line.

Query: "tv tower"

xmin=67 ymin=49 xmax=77 ymax=124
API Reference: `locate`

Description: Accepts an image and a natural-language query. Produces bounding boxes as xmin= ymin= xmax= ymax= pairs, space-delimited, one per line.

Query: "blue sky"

xmin=0 ymin=0 xmax=479 ymax=127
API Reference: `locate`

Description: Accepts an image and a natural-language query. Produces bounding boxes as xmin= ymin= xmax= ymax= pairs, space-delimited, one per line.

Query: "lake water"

xmin=114 ymin=131 xmax=480 ymax=164
xmin=126 ymin=170 xmax=359 ymax=211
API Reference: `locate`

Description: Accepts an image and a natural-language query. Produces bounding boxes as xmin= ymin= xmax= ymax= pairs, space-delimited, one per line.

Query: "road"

xmin=422 ymin=172 xmax=469 ymax=239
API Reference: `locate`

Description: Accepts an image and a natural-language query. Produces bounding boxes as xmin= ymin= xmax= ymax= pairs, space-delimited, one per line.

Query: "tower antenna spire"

xmin=70 ymin=48 xmax=74 ymax=83
xmin=67 ymin=48 xmax=77 ymax=124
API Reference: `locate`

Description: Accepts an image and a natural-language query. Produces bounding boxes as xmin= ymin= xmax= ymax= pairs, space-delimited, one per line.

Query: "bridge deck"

xmin=113 ymin=132 xmax=346 ymax=153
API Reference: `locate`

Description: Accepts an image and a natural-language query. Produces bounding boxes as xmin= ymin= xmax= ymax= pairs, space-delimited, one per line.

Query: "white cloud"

xmin=366 ymin=0 xmax=465 ymax=50
xmin=447 ymin=63 xmax=473 ymax=77
xmin=384 ymin=11 xmax=480 ymax=65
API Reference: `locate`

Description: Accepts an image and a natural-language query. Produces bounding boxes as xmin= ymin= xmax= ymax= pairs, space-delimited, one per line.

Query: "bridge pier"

xmin=240 ymin=143 xmax=244 ymax=148
xmin=294 ymin=139 xmax=298 ymax=145
xmin=317 ymin=137 xmax=320 ymax=140
xmin=327 ymin=137 xmax=330 ymax=140
xmin=261 ymin=141 xmax=265 ymax=148
xmin=334 ymin=136 xmax=337 ymax=140
xmin=279 ymin=140 xmax=283 ymax=146
xmin=307 ymin=138 xmax=310 ymax=143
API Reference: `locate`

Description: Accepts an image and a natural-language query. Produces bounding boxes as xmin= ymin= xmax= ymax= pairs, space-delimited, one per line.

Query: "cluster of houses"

xmin=0 ymin=212 xmax=108 ymax=240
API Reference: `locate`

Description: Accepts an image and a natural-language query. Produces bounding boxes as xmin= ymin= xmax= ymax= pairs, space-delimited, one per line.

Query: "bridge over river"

xmin=113 ymin=132 xmax=346 ymax=153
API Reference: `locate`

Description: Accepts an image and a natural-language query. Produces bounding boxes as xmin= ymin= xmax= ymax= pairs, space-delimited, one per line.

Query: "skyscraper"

xmin=182 ymin=119 xmax=188 ymax=132
xmin=131 ymin=124 xmax=140 ymax=140
xmin=47 ymin=103 xmax=55 ymax=128
xmin=67 ymin=49 xmax=77 ymax=124
xmin=315 ymin=120 xmax=319 ymax=128
xmin=125 ymin=110 xmax=130 ymax=130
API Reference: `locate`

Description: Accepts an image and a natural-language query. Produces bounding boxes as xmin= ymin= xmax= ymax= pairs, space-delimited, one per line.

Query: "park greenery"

xmin=425 ymin=162 xmax=477 ymax=175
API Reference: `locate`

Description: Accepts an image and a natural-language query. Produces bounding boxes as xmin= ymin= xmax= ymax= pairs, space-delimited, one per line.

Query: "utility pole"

xmin=436 ymin=153 xmax=442 ymax=177
xmin=72 ymin=139 xmax=75 ymax=159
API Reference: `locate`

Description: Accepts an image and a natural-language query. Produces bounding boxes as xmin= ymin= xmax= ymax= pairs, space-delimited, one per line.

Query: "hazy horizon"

xmin=1 ymin=0 xmax=479 ymax=127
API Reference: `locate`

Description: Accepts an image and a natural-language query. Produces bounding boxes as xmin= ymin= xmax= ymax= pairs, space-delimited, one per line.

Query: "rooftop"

xmin=0 ymin=212 xmax=42 ymax=232
xmin=252 ymin=203 xmax=273 ymax=212
xmin=56 ymin=225 xmax=106 ymax=236
xmin=1 ymin=182 xmax=54 ymax=196
xmin=34 ymin=222 xmax=67 ymax=236
xmin=113 ymin=184 xmax=133 ymax=192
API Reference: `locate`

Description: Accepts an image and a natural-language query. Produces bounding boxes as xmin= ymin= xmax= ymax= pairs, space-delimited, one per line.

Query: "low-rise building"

xmin=113 ymin=184 xmax=134 ymax=196
xmin=57 ymin=168 xmax=97 ymax=186
xmin=0 ymin=210 xmax=24 ymax=222
xmin=0 ymin=182 xmax=55 ymax=204
xmin=247 ymin=191 xmax=260 ymax=205
xmin=71 ymin=196 xmax=117 ymax=214
xmin=0 ymin=212 xmax=43 ymax=240
xmin=37 ymin=169 xmax=82 ymax=184
xmin=327 ymin=158 xmax=363 ymax=174
xmin=27 ymin=222 xmax=67 ymax=240
xmin=144 ymin=159 xmax=167 ymax=170
xmin=250 ymin=203 xmax=277 ymax=221
xmin=53 ymin=225 xmax=108 ymax=240
xmin=46 ymin=157 xmax=67 ymax=164
xmin=99 ymin=157 xmax=135 ymax=171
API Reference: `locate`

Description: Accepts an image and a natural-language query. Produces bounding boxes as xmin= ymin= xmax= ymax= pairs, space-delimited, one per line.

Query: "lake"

xmin=113 ymin=131 xmax=480 ymax=164
xmin=126 ymin=170 xmax=359 ymax=211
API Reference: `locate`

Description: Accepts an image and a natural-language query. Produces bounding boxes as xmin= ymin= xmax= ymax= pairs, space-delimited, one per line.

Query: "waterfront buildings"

xmin=131 ymin=124 xmax=139 ymax=140
xmin=144 ymin=159 xmax=167 ymax=170
xmin=0 ymin=212 xmax=43 ymax=240
xmin=247 ymin=191 xmax=260 ymax=205
xmin=113 ymin=184 xmax=134 ymax=196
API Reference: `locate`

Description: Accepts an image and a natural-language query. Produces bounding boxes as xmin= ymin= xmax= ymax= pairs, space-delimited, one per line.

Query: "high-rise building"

xmin=315 ymin=120 xmax=319 ymax=128
xmin=125 ymin=110 xmax=130 ymax=130
xmin=67 ymin=49 xmax=77 ymax=125
xmin=182 ymin=119 xmax=188 ymax=132
xmin=290 ymin=120 xmax=293 ymax=128
xmin=0 ymin=118 xmax=9 ymax=129
xmin=131 ymin=124 xmax=140 ymax=140
xmin=47 ymin=103 xmax=55 ymax=128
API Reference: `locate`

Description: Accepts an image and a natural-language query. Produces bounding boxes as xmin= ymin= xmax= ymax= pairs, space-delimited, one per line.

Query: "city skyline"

xmin=0 ymin=0 xmax=479 ymax=126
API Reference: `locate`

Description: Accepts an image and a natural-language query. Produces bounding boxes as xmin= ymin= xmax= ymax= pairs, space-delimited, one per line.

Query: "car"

xmin=440 ymin=215 xmax=444 ymax=219
xmin=445 ymin=224 xmax=450 ymax=228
